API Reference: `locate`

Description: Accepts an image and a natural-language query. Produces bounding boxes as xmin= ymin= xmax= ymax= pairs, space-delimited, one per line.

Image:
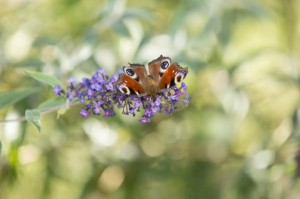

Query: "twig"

xmin=0 ymin=101 xmax=80 ymax=124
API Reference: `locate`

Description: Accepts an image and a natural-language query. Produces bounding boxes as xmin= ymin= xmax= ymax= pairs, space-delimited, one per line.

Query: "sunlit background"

xmin=0 ymin=0 xmax=300 ymax=198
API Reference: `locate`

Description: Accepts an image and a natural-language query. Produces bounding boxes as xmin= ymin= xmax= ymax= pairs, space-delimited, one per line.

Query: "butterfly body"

xmin=115 ymin=55 xmax=188 ymax=100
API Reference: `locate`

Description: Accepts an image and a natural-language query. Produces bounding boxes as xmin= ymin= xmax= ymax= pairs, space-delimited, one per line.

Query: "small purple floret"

xmin=105 ymin=82 xmax=114 ymax=91
xmin=80 ymin=109 xmax=90 ymax=118
xmin=92 ymin=104 xmax=101 ymax=115
xmin=53 ymin=85 xmax=63 ymax=95
xmin=140 ymin=117 xmax=150 ymax=123
xmin=67 ymin=77 xmax=75 ymax=84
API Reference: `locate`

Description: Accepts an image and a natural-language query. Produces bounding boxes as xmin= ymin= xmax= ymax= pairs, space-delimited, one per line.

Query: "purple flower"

xmin=183 ymin=93 xmax=190 ymax=107
xmin=97 ymin=68 xmax=104 ymax=74
xmin=79 ymin=97 xmax=85 ymax=103
xmin=129 ymin=108 xmax=135 ymax=116
xmin=97 ymin=100 xmax=104 ymax=106
xmin=67 ymin=91 xmax=76 ymax=100
xmin=181 ymin=82 xmax=187 ymax=92
xmin=90 ymin=83 xmax=102 ymax=91
xmin=150 ymin=99 xmax=161 ymax=113
xmin=111 ymin=74 xmax=119 ymax=82
xmin=93 ymin=106 xmax=101 ymax=115
xmin=82 ymin=78 xmax=90 ymax=86
xmin=80 ymin=109 xmax=90 ymax=118
xmin=154 ymin=97 xmax=161 ymax=105
xmin=95 ymin=76 xmax=105 ymax=84
xmin=140 ymin=117 xmax=150 ymax=123
xmin=134 ymin=99 xmax=143 ymax=108
xmin=104 ymin=110 xmax=115 ymax=117
xmin=87 ymin=89 xmax=94 ymax=98
xmin=105 ymin=82 xmax=114 ymax=91
xmin=67 ymin=77 xmax=75 ymax=84
xmin=165 ymin=106 xmax=174 ymax=115
xmin=53 ymin=85 xmax=63 ymax=95
xmin=144 ymin=108 xmax=154 ymax=117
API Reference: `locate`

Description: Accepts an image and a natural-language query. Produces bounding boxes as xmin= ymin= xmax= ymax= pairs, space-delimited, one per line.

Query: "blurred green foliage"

xmin=0 ymin=0 xmax=300 ymax=198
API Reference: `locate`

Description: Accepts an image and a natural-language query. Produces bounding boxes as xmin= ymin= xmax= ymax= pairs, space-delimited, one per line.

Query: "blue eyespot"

xmin=126 ymin=68 xmax=135 ymax=76
xmin=161 ymin=61 xmax=169 ymax=69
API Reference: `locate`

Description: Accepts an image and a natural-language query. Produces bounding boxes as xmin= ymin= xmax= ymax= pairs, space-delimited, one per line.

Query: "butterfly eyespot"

xmin=161 ymin=61 xmax=169 ymax=69
xmin=175 ymin=72 xmax=185 ymax=84
xmin=126 ymin=68 xmax=134 ymax=76
xmin=160 ymin=59 xmax=171 ymax=73
xmin=118 ymin=84 xmax=131 ymax=95
xmin=123 ymin=67 xmax=138 ymax=80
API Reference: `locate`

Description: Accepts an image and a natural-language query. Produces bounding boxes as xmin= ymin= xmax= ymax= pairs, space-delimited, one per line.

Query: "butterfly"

xmin=114 ymin=55 xmax=188 ymax=100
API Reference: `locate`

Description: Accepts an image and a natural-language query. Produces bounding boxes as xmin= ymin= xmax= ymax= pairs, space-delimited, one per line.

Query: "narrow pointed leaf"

xmin=25 ymin=70 xmax=66 ymax=91
xmin=0 ymin=88 xmax=39 ymax=110
xmin=25 ymin=109 xmax=41 ymax=133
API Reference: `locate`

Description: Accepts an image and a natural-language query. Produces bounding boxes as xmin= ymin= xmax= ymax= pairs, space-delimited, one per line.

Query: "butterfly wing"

xmin=148 ymin=55 xmax=170 ymax=82
xmin=115 ymin=64 xmax=147 ymax=96
xmin=148 ymin=55 xmax=188 ymax=89
xmin=158 ymin=64 xmax=188 ymax=89
xmin=115 ymin=74 xmax=145 ymax=95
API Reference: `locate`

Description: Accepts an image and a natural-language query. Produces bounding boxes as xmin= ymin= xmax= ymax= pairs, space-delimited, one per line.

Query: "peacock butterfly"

xmin=114 ymin=55 xmax=188 ymax=100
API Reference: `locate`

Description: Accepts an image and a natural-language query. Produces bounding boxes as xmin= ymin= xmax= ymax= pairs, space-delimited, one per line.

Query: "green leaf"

xmin=37 ymin=97 xmax=66 ymax=111
xmin=0 ymin=88 xmax=39 ymax=110
xmin=0 ymin=140 xmax=2 ymax=155
xmin=25 ymin=109 xmax=41 ymax=133
xmin=25 ymin=70 xmax=66 ymax=91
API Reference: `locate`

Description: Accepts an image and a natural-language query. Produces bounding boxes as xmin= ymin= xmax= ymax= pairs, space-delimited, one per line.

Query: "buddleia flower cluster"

xmin=53 ymin=69 xmax=189 ymax=123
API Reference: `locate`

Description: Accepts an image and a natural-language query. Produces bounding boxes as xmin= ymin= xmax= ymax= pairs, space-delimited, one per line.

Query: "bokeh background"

xmin=0 ymin=0 xmax=300 ymax=198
